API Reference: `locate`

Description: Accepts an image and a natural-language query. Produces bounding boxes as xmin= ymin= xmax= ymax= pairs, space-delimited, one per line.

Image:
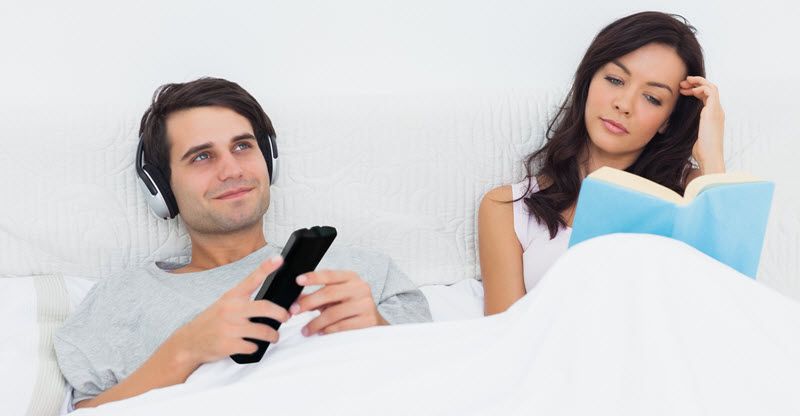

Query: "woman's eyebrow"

xmin=610 ymin=60 xmax=674 ymax=95
xmin=611 ymin=59 xmax=632 ymax=75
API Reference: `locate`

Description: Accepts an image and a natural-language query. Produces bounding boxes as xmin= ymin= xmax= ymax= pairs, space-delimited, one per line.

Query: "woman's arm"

xmin=478 ymin=186 xmax=526 ymax=315
xmin=681 ymin=76 xmax=726 ymax=186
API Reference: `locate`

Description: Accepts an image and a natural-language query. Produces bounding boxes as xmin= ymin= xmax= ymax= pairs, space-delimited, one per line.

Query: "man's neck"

xmin=176 ymin=226 xmax=268 ymax=273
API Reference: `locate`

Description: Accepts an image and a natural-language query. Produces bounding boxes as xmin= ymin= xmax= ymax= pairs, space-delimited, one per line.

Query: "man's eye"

xmin=605 ymin=76 xmax=623 ymax=86
xmin=234 ymin=142 xmax=252 ymax=151
xmin=192 ymin=152 xmax=209 ymax=163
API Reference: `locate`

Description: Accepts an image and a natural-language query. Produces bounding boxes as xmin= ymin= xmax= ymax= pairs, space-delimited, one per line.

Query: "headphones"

xmin=136 ymin=133 xmax=279 ymax=219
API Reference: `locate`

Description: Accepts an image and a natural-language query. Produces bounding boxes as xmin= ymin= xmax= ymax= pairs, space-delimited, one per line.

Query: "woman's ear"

xmin=658 ymin=120 xmax=669 ymax=134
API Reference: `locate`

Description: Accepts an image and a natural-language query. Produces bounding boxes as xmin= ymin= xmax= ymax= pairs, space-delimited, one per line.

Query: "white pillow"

xmin=0 ymin=274 xmax=95 ymax=416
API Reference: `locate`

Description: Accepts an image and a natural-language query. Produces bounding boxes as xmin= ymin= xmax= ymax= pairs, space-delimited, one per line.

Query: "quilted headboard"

xmin=1 ymin=2 xmax=798 ymax=299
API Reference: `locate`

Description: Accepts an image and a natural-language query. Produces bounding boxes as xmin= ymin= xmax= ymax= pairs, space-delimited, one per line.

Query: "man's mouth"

xmin=214 ymin=187 xmax=253 ymax=200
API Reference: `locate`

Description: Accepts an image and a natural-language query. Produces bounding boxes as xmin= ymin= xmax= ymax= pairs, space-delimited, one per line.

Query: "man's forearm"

xmin=75 ymin=335 xmax=198 ymax=409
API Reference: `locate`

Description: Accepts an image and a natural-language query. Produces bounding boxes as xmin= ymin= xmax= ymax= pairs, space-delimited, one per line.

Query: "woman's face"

xmin=584 ymin=43 xmax=687 ymax=165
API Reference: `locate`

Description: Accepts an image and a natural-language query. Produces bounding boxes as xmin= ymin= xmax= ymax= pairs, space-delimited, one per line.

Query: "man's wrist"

xmin=162 ymin=328 xmax=201 ymax=376
xmin=376 ymin=311 xmax=389 ymax=326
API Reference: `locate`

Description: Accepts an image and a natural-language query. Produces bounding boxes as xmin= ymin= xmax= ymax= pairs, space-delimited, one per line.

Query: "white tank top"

xmin=511 ymin=180 xmax=572 ymax=291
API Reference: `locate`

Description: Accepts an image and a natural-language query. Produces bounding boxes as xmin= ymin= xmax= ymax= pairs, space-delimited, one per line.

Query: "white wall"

xmin=1 ymin=1 xmax=799 ymax=294
xmin=2 ymin=1 xmax=798 ymax=96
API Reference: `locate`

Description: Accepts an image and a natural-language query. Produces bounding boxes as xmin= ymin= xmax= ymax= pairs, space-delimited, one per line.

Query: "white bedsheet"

xmin=71 ymin=234 xmax=800 ymax=415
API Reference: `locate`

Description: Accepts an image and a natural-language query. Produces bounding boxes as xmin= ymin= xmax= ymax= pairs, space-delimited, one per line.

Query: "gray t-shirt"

xmin=54 ymin=244 xmax=431 ymax=405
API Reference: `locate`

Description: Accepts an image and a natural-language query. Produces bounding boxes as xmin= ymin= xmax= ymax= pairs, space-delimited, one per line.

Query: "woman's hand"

xmin=680 ymin=76 xmax=725 ymax=174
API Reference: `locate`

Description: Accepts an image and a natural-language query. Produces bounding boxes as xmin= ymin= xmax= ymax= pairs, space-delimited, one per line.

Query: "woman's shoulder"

xmin=511 ymin=178 xmax=542 ymax=200
xmin=479 ymin=186 xmax=515 ymax=231
xmin=482 ymin=185 xmax=513 ymax=204
xmin=483 ymin=178 xmax=541 ymax=202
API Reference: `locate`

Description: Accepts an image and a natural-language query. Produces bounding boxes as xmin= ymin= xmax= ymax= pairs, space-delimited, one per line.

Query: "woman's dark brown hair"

xmin=522 ymin=11 xmax=705 ymax=238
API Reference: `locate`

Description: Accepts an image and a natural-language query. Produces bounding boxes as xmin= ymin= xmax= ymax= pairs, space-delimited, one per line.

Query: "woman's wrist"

xmin=696 ymin=156 xmax=725 ymax=175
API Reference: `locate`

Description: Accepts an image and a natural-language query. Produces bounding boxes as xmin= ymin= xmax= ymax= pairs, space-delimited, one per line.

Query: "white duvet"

xmin=72 ymin=234 xmax=800 ymax=415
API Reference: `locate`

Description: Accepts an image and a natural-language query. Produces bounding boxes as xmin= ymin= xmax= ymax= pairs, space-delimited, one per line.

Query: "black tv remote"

xmin=230 ymin=226 xmax=337 ymax=364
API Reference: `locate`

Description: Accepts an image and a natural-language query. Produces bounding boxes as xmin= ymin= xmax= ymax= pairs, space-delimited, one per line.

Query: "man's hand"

xmin=74 ymin=256 xmax=290 ymax=409
xmin=290 ymin=270 xmax=388 ymax=336
xmin=173 ymin=256 xmax=290 ymax=365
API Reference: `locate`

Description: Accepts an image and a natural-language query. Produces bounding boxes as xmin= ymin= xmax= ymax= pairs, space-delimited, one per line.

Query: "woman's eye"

xmin=645 ymin=95 xmax=662 ymax=106
xmin=192 ymin=152 xmax=209 ymax=163
xmin=605 ymin=76 xmax=623 ymax=86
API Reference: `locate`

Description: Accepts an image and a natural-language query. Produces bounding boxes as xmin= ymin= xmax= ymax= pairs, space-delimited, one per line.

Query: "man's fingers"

xmin=232 ymin=339 xmax=260 ymax=355
xmin=291 ymin=285 xmax=350 ymax=314
xmin=227 ymin=255 xmax=283 ymax=297
xmin=319 ymin=315 xmax=374 ymax=336
xmin=296 ymin=270 xmax=352 ymax=287
xmin=241 ymin=322 xmax=281 ymax=343
xmin=302 ymin=302 xmax=362 ymax=335
xmin=245 ymin=300 xmax=290 ymax=323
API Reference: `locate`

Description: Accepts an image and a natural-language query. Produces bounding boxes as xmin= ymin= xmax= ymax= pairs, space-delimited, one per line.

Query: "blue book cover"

xmin=568 ymin=167 xmax=774 ymax=278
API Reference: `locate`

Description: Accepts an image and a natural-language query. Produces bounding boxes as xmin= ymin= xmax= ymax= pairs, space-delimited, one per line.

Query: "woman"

xmin=479 ymin=11 xmax=726 ymax=315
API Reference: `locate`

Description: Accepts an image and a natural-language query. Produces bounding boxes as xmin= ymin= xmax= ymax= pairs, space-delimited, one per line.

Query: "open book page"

xmin=588 ymin=167 xmax=683 ymax=204
xmin=683 ymin=172 xmax=761 ymax=200
xmin=590 ymin=167 xmax=761 ymax=204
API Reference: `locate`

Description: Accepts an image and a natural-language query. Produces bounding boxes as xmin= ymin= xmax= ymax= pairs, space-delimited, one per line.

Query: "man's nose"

xmin=217 ymin=152 xmax=244 ymax=181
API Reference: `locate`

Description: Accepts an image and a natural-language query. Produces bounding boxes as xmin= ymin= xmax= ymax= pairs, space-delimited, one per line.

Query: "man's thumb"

xmin=231 ymin=255 xmax=283 ymax=297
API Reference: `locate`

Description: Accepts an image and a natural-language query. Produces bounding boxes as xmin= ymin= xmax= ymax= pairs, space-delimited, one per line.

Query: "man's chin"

xmin=184 ymin=211 xmax=265 ymax=235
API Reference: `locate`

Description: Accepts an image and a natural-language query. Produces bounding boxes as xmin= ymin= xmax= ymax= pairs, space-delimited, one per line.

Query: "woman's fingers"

xmin=680 ymin=85 xmax=713 ymax=104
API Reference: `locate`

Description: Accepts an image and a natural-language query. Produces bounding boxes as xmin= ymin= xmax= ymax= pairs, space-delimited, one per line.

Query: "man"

xmin=54 ymin=77 xmax=431 ymax=409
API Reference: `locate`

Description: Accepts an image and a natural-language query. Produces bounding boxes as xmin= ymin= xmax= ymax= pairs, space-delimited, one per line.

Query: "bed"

xmin=1 ymin=2 xmax=799 ymax=415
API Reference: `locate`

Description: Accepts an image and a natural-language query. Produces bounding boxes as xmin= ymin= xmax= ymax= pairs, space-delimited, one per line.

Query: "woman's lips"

xmin=600 ymin=118 xmax=629 ymax=134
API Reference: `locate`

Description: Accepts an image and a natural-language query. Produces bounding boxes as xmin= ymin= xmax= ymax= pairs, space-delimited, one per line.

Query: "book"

xmin=568 ymin=166 xmax=774 ymax=278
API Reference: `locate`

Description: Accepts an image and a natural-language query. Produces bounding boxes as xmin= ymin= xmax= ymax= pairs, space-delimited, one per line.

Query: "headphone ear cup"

xmin=141 ymin=164 xmax=179 ymax=219
xmin=259 ymin=134 xmax=278 ymax=184
xmin=269 ymin=153 xmax=279 ymax=184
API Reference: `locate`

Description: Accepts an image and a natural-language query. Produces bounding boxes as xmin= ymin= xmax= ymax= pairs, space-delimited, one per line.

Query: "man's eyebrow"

xmin=179 ymin=133 xmax=257 ymax=162
xmin=231 ymin=133 xmax=257 ymax=143
xmin=610 ymin=60 xmax=674 ymax=95
xmin=180 ymin=142 xmax=213 ymax=162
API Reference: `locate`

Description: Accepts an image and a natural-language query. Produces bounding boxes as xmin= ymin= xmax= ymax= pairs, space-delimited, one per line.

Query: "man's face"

xmin=166 ymin=106 xmax=270 ymax=235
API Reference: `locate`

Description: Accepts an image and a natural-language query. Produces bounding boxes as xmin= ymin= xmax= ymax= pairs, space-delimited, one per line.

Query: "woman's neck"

xmin=580 ymin=142 xmax=642 ymax=177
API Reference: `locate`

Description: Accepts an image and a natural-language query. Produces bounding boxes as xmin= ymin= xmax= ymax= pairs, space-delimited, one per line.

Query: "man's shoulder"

xmin=88 ymin=263 xmax=163 ymax=292
xmin=56 ymin=264 xmax=161 ymax=334
xmin=325 ymin=244 xmax=387 ymax=258
xmin=319 ymin=244 xmax=391 ymax=270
